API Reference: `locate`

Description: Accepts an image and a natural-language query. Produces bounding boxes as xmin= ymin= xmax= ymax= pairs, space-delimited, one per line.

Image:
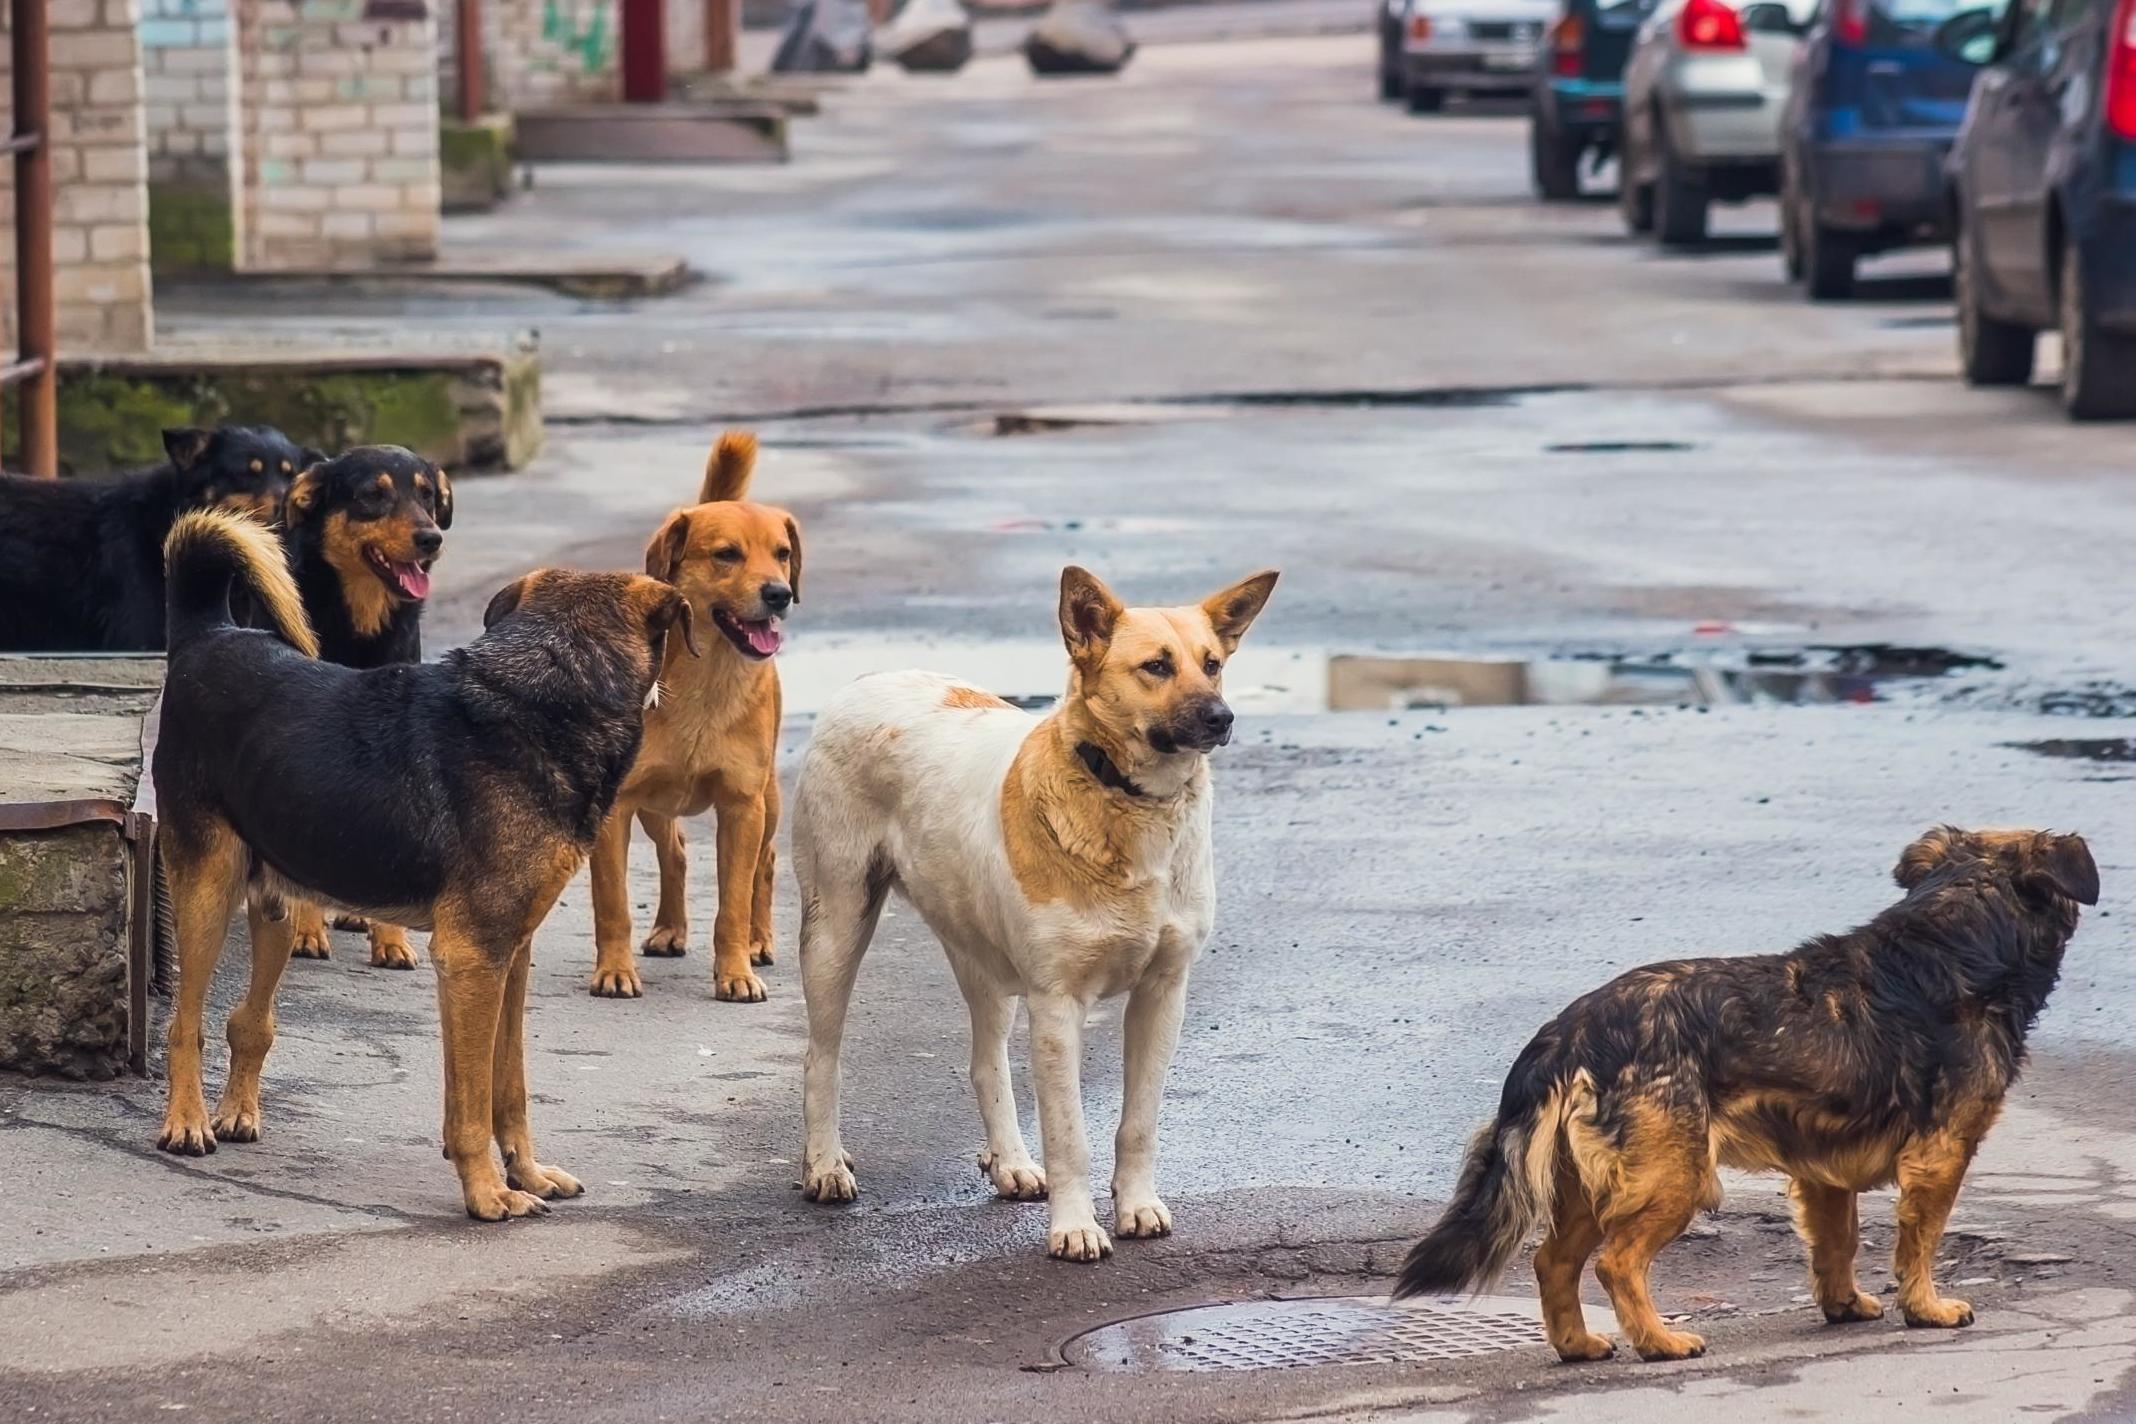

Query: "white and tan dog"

xmin=792 ymin=564 xmax=1277 ymax=1261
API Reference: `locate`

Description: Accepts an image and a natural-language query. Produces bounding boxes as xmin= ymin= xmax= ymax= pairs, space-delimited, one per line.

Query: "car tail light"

xmin=1408 ymin=11 xmax=1433 ymax=40
xmin=1832 ymin=0 xmax=1867 ymax=46
xmin=2109 ymin=0 xmax=2136 ymax=141
xmin=1678 ymin=0 xmax=1745 ymax=49
xmin=1550 ymin=13 xmax=1586 ymax=76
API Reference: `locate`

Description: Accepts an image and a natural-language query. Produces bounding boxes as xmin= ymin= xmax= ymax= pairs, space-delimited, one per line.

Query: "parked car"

xmin=1379 ymin=0 xmax=1412 ymax=98
xmin=1530 ymin=0 xmax=1656 ymax=198
xmin=1395 ymin=0 xmax=1559 ymax=111
xmin=1778 ymin=0 xmax=1989 ymax=298
xmin=1619 ymin=0 xmax=1818 ymax=244
xmin=1945 ymin=0 xmax=2136 ymax=418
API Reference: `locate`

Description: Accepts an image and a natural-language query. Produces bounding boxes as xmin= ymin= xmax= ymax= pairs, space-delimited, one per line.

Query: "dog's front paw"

xmin=464 ymin=1185 xmax=552 ymax=1222
xmin=368 ymin=929 xmax=420 ymax=971
xmin=290 ymin=924 xmax=332 ymax=960
xmin=1903 ymin=1296 xmax=1974 ymax=1329
xmin=156 ymin=1103 xmax=217 ymax=1156
xmin=1048 ymin=1218 xmax=1113 ymax=1263
xmin=590 ymin=962 xmax=643 ymax=998
xmin=1114 ymin=1196 xmax=1173 ymax=1239
xmin=714 ymin=967 xmax=768 ymax=1003
xmin=506 ymin=1157 xmax=585 ymax=1200
xmin=1633 ymin=1329 xmax=1705 ymax=1362
xmin=1553 ymin=1332 xmax=1617 ymax=1362
xmin=803 ymin=1149 xmax=858 ymax=1203
xmin=211 ymin=1097 xmax=262 ymax=1144
xmin=643 ymin=925 xmax=688 ymax=957
xmin=979 ymin=1150 xmax=1047 ymax=1200
xmin=1822 ymin=1291 xmax=1885 ymax=1324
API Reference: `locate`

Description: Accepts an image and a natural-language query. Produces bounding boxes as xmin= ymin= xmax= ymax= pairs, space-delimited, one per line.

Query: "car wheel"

xmin=1618 ymin=129 xmax=1655 ymax=234
xmin=2060 ymin=234 xmax=2136 ymax=420
xmin=1407 ymin=85 xmax=1445 ymax=113
xmin=1653 ymin=118 xmax=1708 ymax=248
xmin=1955 ymin=216 xmax=2036 ymax=388
xmin=1531 ymin=118 xmax=1581 ymax=201
xmin=1380 ymin=61 xmax=1403 ymax=101
xmin=1778 ymin=165 xmax=1804 ymax=281
xmin=1803 ymin=220 xmax=1858 ymax=301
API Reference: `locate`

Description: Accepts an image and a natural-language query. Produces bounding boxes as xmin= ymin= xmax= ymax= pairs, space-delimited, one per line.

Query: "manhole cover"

xmin=1062 ymin=1294 xmax=1606 ymax=1374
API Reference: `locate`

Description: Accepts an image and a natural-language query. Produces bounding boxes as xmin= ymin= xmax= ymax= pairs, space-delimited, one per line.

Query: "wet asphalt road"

xmin=10 ymin=13 xmax=2136 ymax=1422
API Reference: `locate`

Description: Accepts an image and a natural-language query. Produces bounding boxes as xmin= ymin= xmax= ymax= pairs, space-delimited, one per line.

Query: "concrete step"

xmin=512 ymin=101 xmax=791 ymax=164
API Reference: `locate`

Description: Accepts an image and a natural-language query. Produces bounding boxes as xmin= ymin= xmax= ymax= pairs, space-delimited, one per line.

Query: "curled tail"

xmin=164 ymin=509 xmax=318 ymax=658
xmin=1394 ymin=1039 xmax=1574 ymax=1299
xmin=699 ymin=428 xmax=759 ymax=503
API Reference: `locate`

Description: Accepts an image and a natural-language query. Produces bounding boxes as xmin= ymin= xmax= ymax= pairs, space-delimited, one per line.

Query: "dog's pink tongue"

xmin=745 ymin=620 xmax=783 ymax=656
xmin=394 ymin=563 xmax=432 ymax=600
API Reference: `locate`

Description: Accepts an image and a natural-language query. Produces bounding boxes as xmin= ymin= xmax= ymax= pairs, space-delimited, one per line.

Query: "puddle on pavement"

xmin=773 ymin=640 xmax=1998 ymax=717
xmin=2012 ymin=738 xmax=2136 ymax=763
xmin=1547 ymin=440 xmax=1697 ymax=454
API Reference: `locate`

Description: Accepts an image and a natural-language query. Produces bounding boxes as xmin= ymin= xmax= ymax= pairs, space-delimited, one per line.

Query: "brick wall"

xmin=0 ymin=0 xmax=155 ymax=354
xmin=439 ymin=0 xmax=620 ymax=112
xmin=234 ymin=0 xmax=441 ymax=270
xmin=139 ymin=0 xmax=234 ymax=272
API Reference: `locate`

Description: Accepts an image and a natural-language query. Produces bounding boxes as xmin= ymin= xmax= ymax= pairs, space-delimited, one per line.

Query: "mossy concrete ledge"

xmin=147 ymin=181 xmax=237 ymax=276
xmin=45 ymin=333 xmax=543 ymax=474
xmin=442 ymin=114 xmax=515 ymax=214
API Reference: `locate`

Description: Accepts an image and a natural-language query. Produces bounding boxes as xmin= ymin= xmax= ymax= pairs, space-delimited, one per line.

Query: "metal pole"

xmin=455 ymin=0 xmax=484 ymax=123
xmin=13 ymin=0 xmax=55 ymax=478
xmin=704 ymin=0 xmax=737 ymax=73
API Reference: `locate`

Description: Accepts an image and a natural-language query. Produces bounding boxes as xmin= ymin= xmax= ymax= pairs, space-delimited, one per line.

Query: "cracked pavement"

xmin=8 ymin=11 xmax=2136 ymax=1420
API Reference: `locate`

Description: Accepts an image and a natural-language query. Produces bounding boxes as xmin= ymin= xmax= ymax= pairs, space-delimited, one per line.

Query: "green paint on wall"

xmin=146 ymin=182 xmax=235 ymax=276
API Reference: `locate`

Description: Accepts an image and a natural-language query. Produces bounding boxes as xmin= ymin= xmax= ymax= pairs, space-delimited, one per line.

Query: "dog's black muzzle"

xmin=1151 ymin=698 xmax=1235 ymax=754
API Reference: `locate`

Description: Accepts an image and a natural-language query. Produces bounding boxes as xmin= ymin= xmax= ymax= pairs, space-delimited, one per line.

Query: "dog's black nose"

xmin=760 ymin=581 xmax=793 ymax=614
xmin=413 ymin=528 xmax=443 ymax=556
xmin=1200 ymin=703 xmax=1234 ymax=738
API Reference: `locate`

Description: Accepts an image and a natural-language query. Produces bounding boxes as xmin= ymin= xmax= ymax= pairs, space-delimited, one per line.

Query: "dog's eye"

xmin=774 ymin=546 xmax=791 ymax=561
xmin=715 ymin=547 xmax=743 ymax=564
xmin=1204 ymin=656 xmax=1222 ymax=676
xmin=1141 ymin=658 xmax=1172 ymax=678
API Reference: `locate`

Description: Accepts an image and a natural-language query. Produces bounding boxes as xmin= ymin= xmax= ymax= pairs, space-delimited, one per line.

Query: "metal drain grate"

xmin=1064 ymin=1295 xmax=1587 ymax=1374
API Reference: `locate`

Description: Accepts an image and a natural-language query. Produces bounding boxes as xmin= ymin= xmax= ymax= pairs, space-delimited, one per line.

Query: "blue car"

xmin=1778 ymin=0 xmax=1990 ymax=299
xmin=1946 ymin=0 xmax=2136 ymax=418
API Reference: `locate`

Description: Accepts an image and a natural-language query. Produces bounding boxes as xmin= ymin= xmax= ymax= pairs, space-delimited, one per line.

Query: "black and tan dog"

xmin=153 ymin=509 xmax=695 ymax=1220
xmin=277 ymin=445 xmax=453 ymax=970
xmin=0 ymin=425 xmax=316 ymax=651
xmin=1396 ymin=826 xmax=2097 ymax=1363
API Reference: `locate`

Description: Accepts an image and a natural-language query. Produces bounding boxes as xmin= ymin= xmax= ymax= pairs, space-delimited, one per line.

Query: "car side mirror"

xmin=1933 ymin=6 xmax=2005 ymax=65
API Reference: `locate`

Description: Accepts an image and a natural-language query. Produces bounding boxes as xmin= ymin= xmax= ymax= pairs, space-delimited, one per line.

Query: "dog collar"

xmin=1076 ymin=741 xmax=1146 ymax=799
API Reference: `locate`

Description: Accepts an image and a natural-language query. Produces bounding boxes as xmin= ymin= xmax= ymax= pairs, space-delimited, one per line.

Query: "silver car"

xmin=1396 ymin=0 xmax=1558 ymax=112
xmin=1617 ymin=0 xmax=1814 ymax=244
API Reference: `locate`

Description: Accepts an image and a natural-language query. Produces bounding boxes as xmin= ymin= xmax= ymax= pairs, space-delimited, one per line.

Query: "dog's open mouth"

xmin=713 ymin=608 xmax=784 ymax=659
xmin=362 ymin=545 xmax=433 ymax=601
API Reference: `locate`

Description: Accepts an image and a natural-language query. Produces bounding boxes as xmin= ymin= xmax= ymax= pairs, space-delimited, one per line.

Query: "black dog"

xmin=0 ymin=425 xmax=318 ymax=651
xmin=1396 ymin=826 xmax=2096 ymax=1364
xmin=276 ymin=446 xmax=453 ymax=968
xmin=153 ymin=509 xmax=695 ymax=1220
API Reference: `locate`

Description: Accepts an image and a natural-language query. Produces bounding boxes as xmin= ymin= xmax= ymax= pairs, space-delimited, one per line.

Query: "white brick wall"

xmin=234 ymin=0 xmax=441 ymax=269
xmin=140 ymin=0 xmax=232 ymax=189
xmin=0 ymin=0 xmax=155 ymax=354
xmin=438 ymin=0 xmax=620 ymax=112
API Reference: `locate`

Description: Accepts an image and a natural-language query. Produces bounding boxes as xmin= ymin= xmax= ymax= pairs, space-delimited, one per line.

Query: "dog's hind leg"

xmin=798 ymin=865 xmax=888 ymax=1204
xmin=366 ymin=922 xmax=421 ymax=971
xmin=1592 ymin=1108 xmax=1710 ymax=1360
xmin=948 ymin=956 xmax=1044 ymax=1201
xmin=493 ymin=936 xmax=584 ymax=1203
xmin=1536 ymin=1167 xmax=1614 ymax=1361
xmin=588 ymin=806 xmax=644 ymax=998
xmin=1894 ymin=1128 xmax=1986 ymax=1329
xmin=1789 ymin=1179 xmax=1882 ymax=1324
xmin=211 ymin=892 xmax=299 ymax=1144
xmin=432 ymin=927 xmax=547 ymax=1221
xmin=289 ymin=898 xmax=332 ymax=960
xmin=1112 ymin=967 xmax=1187 ymax=1239
xmin=1029 ymin=990 xmax=1109 ymax=1263
xmin=156 ymin=823 xmax=247 ymax=1156
xmin=640 ymin=810 xmax=690 ymax=958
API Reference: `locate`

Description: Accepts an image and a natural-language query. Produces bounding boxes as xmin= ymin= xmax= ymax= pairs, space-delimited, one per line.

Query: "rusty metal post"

xmin=12 ymin=0 xmax=55 ymax=479
xmin=704 ymin=0 xmax=738 ymax=72
xmin=455 ymin=0 xmax=484 ymax=122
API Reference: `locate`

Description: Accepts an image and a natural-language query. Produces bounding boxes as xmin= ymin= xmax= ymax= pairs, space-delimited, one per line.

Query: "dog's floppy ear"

xmin=433 ymin=467 xmax=454 ymax=530
xmin=283 ymin=465 xmax=326 ymax=529
xmin=2023 ymin=832 xmax=2100 ymax=907
xmin=163 ymin=428 xmax=212 ymax=472
xmin=645 ymin=510 xmax=691 ymax=584
xmin=650 ymin=585 xmax=700 ymax=659
xmin=699 ymin=430 xmax=758 ymax=504
xmin=483 ymin=573 xmax=533 ymax=631
xmin=1201 ymin=569 xmax=1279 ymax=654
xmin=1059 ymin=565 xmax=1123 ymax=663
xmin=1895 ymin=825 xmax=1962 ymax=890
xmin=783 ymin=512 xmax=804 ymax=604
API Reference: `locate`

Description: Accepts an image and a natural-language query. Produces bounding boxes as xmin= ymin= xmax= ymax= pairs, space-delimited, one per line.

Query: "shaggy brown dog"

xmin=587 ymin=431 xmax=800 ymax=1002
xmin=1396 ymin=827 xmax=2097 ymax=1363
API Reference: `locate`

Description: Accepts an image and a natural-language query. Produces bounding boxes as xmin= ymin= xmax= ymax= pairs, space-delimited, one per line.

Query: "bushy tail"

xmin=1393 ymin=1040 xmax=1573 ymax=1299
xmin=699 ymin=429 xmax=759 ymax=503
xmin=164 ymin=509 xmax=318 ymax=658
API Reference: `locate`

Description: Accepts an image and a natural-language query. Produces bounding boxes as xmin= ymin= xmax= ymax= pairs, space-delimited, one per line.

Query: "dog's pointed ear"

xmin=163 ymin=428 xmax=212 ymax=472
xmin=645 ymin=510 xmax=690 ymax=584
xmin=433 ymin=467 xmax=454 ymax=530
xmin=283 ymin=465 xmax=326 ymax=529
xmin=1201 ymin=569 xmax=1279 ymax=654
xmin=1059 ymin=565 xmax=1123 ymax=663
xmin=2024 ymin=832 xmax=2100 ymax=907
xmin=650 ymin=585 xmax=699 ymax=659
xmin=699 ymin=430 xmax=758 ymax=504
xmin=483 ymin=573 xmax=532 ymax=631
xmin=1895 ymin=825 xmax=1961 ymax=890
xmin=783 ymin=513 xmax=804 ymax=604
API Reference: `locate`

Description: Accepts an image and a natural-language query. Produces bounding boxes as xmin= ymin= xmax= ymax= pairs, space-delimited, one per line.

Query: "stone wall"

xmin=233 ymin=0 xmax=442 ymax=270
xmin=0 ymin=0 xmax=155 ymax=354
xmin=140 ymin=0 xmax=234 ymax=271
xmin=0 ymin=823 xmax=132 ymax=1080
xmin=438 ymin=0 xmax=619 ymax=113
